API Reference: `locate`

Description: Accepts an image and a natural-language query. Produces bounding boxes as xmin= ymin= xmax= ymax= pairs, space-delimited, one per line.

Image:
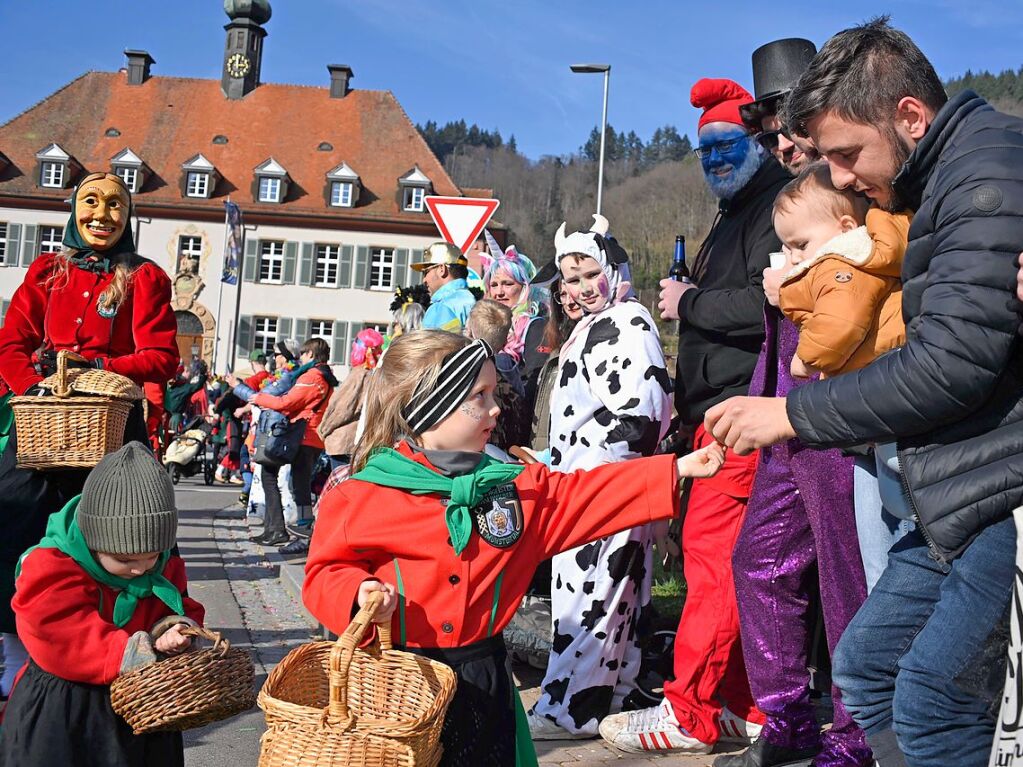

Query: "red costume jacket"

xmin=304 ymin=443 xmax=679 ymax=647
xmin=252 ymin=367 xmax=334 ymax=449
xmin=0 ymin=253 xmax=178 ymax=396
xmin=13 ymin=547 xmax=205 ymax=685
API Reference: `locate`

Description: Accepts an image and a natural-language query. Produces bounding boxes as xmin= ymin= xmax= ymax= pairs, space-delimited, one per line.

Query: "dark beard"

xmin=882 ymin=127 xmax=914 ymax=213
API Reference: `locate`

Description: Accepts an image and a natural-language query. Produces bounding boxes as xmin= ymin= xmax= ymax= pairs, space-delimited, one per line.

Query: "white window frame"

xmin=308 ymin=319 xmax=333 ymax=341
xmin=259 ymin=240 xmax=285 ymax=283
xmin=186 ymin=171 xmax=209 ymax=198
xmin=177 ymin=235 xmax=203 ymax=274
xmin=39 ymin=225 xmax=64 ymax=256
xmin=403 ymin=186 xmax=425 ymax=212
xmin=41 ymin=162 xmax=64 ymax=188
xmin=258 ymin=176 xmax=281 ymax=203
xmin=0 ymin=223 xmax=7 ymax=266
xmin=330 ymin=181 xmax=354 ymax=207
xmin=115 ymin=166 xmax=139 ymax=193
xmin=370 ymin=247 xmax=395 ymax=291
xmin=253 ymin=316 xmax=279 ymax=355
xmin=314 ymin=244 xmax=341 ymax=288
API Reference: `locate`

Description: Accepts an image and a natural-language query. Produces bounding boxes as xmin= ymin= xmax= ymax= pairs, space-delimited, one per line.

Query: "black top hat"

xmin=751 ymin=38 xmax=817 ymax=103
xmin=740 ymin=38 xmax=817 ymax=129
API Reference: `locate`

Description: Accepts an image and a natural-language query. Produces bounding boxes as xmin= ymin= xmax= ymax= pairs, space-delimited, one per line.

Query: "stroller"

xmin=163 ymin=416 xmax=215 ymax=485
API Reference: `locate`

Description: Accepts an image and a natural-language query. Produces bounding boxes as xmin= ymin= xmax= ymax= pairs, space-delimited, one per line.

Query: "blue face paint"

xmin=698 ymin=125 xmax=764 ymax=200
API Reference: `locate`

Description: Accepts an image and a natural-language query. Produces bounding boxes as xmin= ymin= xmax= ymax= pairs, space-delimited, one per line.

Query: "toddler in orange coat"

xmin=774 ymin=161 xmax=910 ymax=380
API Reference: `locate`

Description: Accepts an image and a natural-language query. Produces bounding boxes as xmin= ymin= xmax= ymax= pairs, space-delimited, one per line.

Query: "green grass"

xmin=650 ymin=553 xmax=686 ymax=628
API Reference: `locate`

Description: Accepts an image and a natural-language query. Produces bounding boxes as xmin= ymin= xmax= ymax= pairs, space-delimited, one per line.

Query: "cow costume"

xmin=529 ymin=217 xmax=672 ymax=737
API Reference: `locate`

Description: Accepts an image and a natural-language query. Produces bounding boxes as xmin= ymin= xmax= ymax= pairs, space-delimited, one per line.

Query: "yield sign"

xmin=424 ymin=196 xmax=501 ymax=255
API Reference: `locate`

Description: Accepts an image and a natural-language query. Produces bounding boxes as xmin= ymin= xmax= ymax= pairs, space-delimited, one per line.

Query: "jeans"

xmin=853 ymin=456 xmax=914 ymax=593
xmin=832 ymin=516 xmax=1015 ymax=767
xmin=261 ymin=445 xmax=319 ymax=536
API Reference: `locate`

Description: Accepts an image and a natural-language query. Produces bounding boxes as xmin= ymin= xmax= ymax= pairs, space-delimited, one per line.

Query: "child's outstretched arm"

xmin=676 ymin=442 xmax=725 ymax=478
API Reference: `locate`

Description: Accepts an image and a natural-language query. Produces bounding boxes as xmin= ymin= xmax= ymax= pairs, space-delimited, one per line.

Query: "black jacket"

xmin=674 ymin=158 xmax=791 ymax=426
xmin=788 ymin=91 xmax=1023 ymax=560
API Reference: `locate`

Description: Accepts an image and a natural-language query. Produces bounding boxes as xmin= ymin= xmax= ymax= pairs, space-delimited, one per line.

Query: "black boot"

xmin=261 ymin=531 xmax=291 ymax=546
xmin=713 ymin=737 xmax=819 ymax=767
xmin=248 ymin=531 xmax=269 ymax=544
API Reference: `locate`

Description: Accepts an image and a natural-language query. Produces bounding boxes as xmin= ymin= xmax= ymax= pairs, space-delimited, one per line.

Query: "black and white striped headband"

xmin=401 ymin=339 xmax=495 ymax=434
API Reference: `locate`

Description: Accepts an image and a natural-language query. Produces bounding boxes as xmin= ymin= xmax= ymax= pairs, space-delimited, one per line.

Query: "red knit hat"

xmin=691 ymin=78 xmax=754 ymax=131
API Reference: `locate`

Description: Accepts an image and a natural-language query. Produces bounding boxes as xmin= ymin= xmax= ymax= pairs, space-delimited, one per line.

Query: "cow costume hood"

xmin=535 ymin=215 xmax=634 ymax=309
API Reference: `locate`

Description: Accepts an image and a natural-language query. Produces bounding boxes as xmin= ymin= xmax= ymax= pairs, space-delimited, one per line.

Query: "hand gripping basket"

xmin=257 ymin=593 xmax=457 ymax=767
xmin=9 ymin=350 xmax=143 ymax=469
xmin=110 ymin=626 xmax=257 ymax=735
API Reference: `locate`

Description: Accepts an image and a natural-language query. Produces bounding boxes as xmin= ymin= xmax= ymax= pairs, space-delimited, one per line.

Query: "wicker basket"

xmin=9 ymin=350 xmax=143 ymax=470
xmin=257 ymin=592 xmax=457 ymax=767
xmin=110 ymin=626 xmax=257 ymax=735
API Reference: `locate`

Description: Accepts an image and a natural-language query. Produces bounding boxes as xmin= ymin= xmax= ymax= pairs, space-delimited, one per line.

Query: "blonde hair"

xmin=352 ymin=330 xmax=470 ymax=472
xmin=466 ymin=299 xmax=512 ymax=352
xmin=773 ymin=161 xmax=872 ymax=224
xmin=47 ymin=172 xmax=135 ymax=312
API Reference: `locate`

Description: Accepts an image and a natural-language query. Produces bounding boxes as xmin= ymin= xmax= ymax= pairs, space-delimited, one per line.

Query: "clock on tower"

xmin=226 ymin=53 xmax=251 ymax=78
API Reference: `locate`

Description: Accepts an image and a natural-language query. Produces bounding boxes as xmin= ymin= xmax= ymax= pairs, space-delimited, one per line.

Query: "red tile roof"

xmin=0 ymin=70 xmax=484 ymax=225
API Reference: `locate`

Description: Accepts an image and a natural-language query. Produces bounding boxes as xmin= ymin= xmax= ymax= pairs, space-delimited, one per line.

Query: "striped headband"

xmin=402 ymin=339 xmax=495 ymax=434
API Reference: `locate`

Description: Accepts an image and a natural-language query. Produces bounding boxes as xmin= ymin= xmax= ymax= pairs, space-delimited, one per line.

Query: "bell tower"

xmin=221 ymin=0 xmax=272 ymax=100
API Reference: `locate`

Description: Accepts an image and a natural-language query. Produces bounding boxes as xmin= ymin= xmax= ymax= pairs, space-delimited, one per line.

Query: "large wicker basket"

xmin=110 ymin=626 xmax=257 ymax=735
xmin=257 ymin=593 xmax=457 ymax=767
xmin=9 ymin=350 xmax=142 ymax=470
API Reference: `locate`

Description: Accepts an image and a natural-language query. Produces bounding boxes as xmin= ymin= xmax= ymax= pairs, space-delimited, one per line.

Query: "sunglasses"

xmin=756 ymin=127 xmax=793 ymax=152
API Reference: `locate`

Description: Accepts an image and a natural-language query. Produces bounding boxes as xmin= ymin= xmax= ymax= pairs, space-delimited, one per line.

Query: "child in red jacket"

xmin=303 ymin=331 xmax=724 ymax=767
xmin=0 ymin=442 xmax=205 ymax=767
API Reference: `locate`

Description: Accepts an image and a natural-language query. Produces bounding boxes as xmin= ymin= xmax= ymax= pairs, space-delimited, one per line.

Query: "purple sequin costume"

xmin=732 ymin=309 xmax=872 ymax=767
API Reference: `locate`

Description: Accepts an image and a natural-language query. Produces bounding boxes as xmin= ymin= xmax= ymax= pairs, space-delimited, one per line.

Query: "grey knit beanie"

xmin=78 ymin=442 xmax=178 ymax=554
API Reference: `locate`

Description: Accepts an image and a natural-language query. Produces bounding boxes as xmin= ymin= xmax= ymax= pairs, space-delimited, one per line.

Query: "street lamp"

xmin=570 ymin=63 xmax=611 ymax=215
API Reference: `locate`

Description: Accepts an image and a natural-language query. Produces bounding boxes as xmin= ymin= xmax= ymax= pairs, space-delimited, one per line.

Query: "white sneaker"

xmin=526 ymin=709 xmax=592 ymax=741
xmin=717 ymin=706 xmax=763 ymax=743
xmin=598 ymin=700 xmax=712 ymax=754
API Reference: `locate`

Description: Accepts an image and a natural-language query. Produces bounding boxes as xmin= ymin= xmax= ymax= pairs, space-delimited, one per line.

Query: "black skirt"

xmin=405 ymin=635 xmax=516 ymax=767
xmin=0 ymin=661 xmax=183 ymax=767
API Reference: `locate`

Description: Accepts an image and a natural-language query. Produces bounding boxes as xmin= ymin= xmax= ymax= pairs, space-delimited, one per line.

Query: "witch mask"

xmin=75 ymin=173 xmax=130 ymax=252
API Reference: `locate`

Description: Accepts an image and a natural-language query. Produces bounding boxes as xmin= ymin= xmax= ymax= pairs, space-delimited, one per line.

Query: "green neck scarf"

xmin=62 ymin=180 xmax=137 ymax=271
xmin=352 ymin=447 xmax=524 ymax=555
xmin=17 ymin=496 xmax=184 ymax=627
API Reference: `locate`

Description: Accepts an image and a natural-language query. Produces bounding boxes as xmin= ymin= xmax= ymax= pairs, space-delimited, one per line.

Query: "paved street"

xmin=174 ymin=482 xmax=759 ymax=766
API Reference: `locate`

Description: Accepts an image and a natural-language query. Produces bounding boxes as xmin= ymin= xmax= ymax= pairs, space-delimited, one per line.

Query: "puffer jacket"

xmin=779 ymin=208 xmax=909 ymax=377
xmin=787 ymin=90 xmax=1023 ymax=560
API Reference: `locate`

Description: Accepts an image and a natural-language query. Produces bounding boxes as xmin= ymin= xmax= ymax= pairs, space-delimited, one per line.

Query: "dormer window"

xmin=181 ymin=154 xmax=218 ymax=200
xmin=35 ymin=143 xmax=77 ymax=190
xmin=326 ymin=162 xmax=361 ymax=208
xmin=398 ymin=165 xmax=432 ymax=212
xmin=254 ymin=158 xmax=290 ymax=204
xmin=110 ymin=148 xmax=148 ymax=193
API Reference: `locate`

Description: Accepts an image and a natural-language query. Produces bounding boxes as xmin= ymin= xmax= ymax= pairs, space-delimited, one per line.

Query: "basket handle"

xmin=326 ymin=591 xmax=394 ymax=721
xmin=179 ymin=625 xmax=231 ymax=656
xmin=54 ymin=349 xmax=89 ymax=398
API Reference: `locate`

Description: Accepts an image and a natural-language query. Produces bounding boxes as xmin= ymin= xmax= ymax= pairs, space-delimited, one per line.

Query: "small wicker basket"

xmin=256 ymin=592 xmax=457 ymax=767
xmin=9 ymin=350 xmax=143 ymax=470
xmin=110 ymin=626 xmax=257 ymax=735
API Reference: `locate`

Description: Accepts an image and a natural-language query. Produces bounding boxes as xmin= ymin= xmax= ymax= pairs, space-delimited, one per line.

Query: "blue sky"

xmin=2 ymin=1 xmax=1022 ymax=159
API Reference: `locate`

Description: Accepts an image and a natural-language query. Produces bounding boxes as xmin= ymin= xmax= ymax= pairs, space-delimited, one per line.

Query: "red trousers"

xmin=663 ymin=424 xmax=764 ymax=744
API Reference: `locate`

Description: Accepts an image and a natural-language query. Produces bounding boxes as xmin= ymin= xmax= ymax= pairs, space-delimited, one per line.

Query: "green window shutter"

xmin=295 ymin=318 xmax=310 ymax=343
xmin=0 ymin=299 xmax=8 ymax=326
xmin=20 ymin=225 xmax=38 ymax=267
xmin=299 ymin=243 xmax=314 ymax=286
xmin=332 ymin=321 xmax=350 ymax=365
xmin=394 ymin=248 xmax=409 ymax=290
xmin=236 ymin=314 xmax=253 ymax=360
xmin=349 ymin=322 xmax=364 ymax=343
xmin=243 ymin=239 xmax=259 ymax=282
xmin=354 ymin=246 xmax=370 ymax=290
xmin=339 ymin=245 xmax=353 ymax=288
xmin=277 ymin=317 xmax=293 ymax=341
xmin=5 ymin=224 xmax=21 ymax=268
xmin=283 ymin=242 xmax=298 ymax=284
xmin=408 ymin=249 xmax=423 ymax=285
